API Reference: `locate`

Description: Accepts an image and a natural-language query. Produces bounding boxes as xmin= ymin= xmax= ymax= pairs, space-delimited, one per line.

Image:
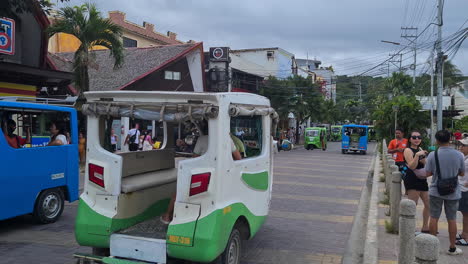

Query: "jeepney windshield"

xmin=306 ymin=130 xmax=319 ymax=137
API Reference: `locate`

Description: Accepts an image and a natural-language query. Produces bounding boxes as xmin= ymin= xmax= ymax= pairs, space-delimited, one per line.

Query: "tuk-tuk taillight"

xmin=89 ymin=163 xmax=105 ymax=188
xmin=190 ymin=172 xmax=211 ymax=196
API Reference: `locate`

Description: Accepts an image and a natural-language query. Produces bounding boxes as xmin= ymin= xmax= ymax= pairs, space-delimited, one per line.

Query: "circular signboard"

xmin=0 ymin=33 xmax=10 ymax=49
xmin=212 ymin=48 xmax=224 ymax=60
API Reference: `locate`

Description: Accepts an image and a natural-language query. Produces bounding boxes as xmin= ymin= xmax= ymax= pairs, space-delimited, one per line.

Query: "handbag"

xmin=412 ymin=168 xmax=427 ymax=179
xmin=435 ymin=150 xmax=458 ymax=196
xmin=412 ymin=147 xmax=427 ymax=179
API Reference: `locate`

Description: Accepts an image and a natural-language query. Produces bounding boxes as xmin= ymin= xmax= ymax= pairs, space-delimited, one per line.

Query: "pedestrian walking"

xmin=425 ymin=130 xmax=465 ymax=255
xmin=402 ymin=130 xmax=430 ymax=233
xmin=456 ymin=138 xmax=468 ymax=246
xmin=387 ymin=128 xmax=408 ymax=169
xmin=124 ymin=123 xmax=140 ymax=152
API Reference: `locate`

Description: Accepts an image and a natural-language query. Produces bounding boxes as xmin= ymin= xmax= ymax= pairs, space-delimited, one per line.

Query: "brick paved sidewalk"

xmin=377 ymin=177 xmax=468 ymax=264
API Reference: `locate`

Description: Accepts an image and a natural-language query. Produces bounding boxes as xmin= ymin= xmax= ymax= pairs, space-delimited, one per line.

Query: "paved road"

xmin=241 ymin=142 xmax=376 ymax=264
xmin=0 ymin=142 xmax=375 ymax=264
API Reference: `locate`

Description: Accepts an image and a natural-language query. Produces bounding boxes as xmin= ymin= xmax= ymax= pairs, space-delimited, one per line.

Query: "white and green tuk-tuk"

xmin=74 ymin=91 xmax=277 ymax=264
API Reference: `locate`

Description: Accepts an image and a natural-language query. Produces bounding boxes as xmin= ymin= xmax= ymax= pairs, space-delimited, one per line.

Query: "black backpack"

xmin=435 ymin=150 xmax=459 ymax=196
xmin=129 ymin=131 xmax=137 ymax=143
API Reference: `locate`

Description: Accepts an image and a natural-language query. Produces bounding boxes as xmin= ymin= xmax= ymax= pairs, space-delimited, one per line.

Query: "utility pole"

xmin=401 ymin=27 xmax=418 ymax=85
xmin=389 ymin=53 xmax=403 ymax=72
xmin=430 ymin=51 xmax=435 ymax=145
xmin=436 ymin=0 xmax=444 ymax=131
xmin=355 ymin=81 xmax=362 ymax=102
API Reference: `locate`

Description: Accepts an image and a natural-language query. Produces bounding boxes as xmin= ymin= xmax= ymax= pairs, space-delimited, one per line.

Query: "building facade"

xmin=0 ymin=3 xmax=72 ymax=99
xmin=48 ymin=10 xmax=184 ymax=53
xmin=230 ymin=47 xmax=297 ymax=79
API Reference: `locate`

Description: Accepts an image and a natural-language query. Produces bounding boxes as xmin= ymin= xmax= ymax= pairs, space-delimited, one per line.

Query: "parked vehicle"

xmin=74 ymin=91 xmax=277 ymax=264
xmin=330 ymin=125 xmax=342 ymax=141
xmin=304 ymin=127 xmax=327 ymax=150
xmin=0 ymin=100 xmax=79 ymax=223
xmin=341 ymin=124 xmax=368 ymax=155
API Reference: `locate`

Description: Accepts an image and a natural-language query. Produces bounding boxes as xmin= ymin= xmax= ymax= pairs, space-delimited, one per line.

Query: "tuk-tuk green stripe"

xmin=241 ymin=171 xmax=268 ymax=191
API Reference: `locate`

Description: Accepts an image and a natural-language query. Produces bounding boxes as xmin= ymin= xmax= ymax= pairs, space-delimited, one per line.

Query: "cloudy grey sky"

xmin=58 ymin=0 xmax=468 ymax=76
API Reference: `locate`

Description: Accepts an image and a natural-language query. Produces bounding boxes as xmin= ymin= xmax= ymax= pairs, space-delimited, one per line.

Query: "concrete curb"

xmin=342 ymin=144 xmax=378 ymax=264
xmin=363 ymin=151 xmax=380 ymax=264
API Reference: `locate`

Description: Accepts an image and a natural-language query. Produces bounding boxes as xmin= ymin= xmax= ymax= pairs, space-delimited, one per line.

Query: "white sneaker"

xmin=447 ymin=247 xmax=463 ymax=255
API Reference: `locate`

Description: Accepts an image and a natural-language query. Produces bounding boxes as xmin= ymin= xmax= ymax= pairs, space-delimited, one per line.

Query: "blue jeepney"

xmin=0 ymin=100 xmax=79 ymax=223
xmin=341 ymin=124 xmax=368 ymax=155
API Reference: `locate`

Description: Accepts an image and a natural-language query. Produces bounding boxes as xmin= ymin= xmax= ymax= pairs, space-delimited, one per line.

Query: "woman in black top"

xmin=403 ymin=130 xmax=429 ymax=232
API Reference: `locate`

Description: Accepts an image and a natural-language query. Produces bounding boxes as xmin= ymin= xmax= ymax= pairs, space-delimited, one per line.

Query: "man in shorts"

xmin=425 ymin=130 xmax=465 ymax=255
xmin=387 ymin=128 xmax=408 ymax=169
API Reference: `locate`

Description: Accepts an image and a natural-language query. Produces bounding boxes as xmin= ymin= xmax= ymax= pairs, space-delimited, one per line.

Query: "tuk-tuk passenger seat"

xmin=118 ymin=149 xmax=177 ymax=193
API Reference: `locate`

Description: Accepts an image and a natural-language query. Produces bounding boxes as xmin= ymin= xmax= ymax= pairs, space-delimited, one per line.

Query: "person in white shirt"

xmin=457 ymin=138 xmax=468 ymax=246
xmin=47 ymin=122 xmax=69 ymax=146
xmin=124 ymin=123 xmax=140 ymax=151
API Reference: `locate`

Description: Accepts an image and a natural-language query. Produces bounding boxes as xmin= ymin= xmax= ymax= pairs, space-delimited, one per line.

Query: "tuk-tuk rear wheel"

xmin=217 ymin=228 xmax=242 ymax=264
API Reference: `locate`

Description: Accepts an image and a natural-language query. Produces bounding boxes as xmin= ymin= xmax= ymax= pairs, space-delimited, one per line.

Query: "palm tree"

xmin=47 ymin=3 xmax=124 ymax=106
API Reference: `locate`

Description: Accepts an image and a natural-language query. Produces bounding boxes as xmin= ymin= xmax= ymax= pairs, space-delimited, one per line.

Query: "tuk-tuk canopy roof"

xmin=343 ymin=124 xmax=368 ymax=129
xmin=306 ymin=127 xmax=327 ymax=130
xmin=82 ymin=91 xmax=278 ymax=124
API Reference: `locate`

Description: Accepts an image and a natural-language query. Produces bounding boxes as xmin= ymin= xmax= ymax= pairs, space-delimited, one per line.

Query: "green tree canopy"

xmin=46 ymin=3 xmax=124 ymax=107
xmin=372 ymin=95 xmax=429 ymax=141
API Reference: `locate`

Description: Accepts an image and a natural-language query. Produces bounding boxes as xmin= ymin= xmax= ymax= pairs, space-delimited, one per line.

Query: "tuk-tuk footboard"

xmin=75 ymin=197 xmax=170 ymax=248
xmin=167 ymin=203 xmax=266 ymax=262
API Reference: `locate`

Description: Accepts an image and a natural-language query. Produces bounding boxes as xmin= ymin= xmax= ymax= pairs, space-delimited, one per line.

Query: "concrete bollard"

xmin=413 ymin=234 xmax=439 ymax=264
xmin=385 ymin=158 xmax=392 ymax=187
xmin=399 ymin=199 xmax=416 ymax=264
xmin=390 ymin=171 xmax=402 ymax=233
xmin=386 ymin=163 xmax=397 ymax=193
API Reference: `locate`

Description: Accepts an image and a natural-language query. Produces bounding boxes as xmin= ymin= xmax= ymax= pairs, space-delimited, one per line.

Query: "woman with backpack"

xmin=403 ymin=130 xmax=430 ymax=233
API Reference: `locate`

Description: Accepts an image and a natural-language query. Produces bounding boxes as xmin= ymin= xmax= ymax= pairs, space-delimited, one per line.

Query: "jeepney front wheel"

xmin=218 ymin=228 xmax=242 ymax=264
xmin=33 ymin=188 xmax=64 ymax=224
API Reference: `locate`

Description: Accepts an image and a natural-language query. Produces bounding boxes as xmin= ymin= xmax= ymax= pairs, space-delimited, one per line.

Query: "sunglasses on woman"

xmin=411 ymin=136 xmax=422 ymax=139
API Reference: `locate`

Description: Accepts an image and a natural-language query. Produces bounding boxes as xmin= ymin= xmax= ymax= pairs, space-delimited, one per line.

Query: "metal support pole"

xmin=436 ymin=0 xmax=444 ymax=131
xmin=430 ymin=53 xmax=435 ymax=145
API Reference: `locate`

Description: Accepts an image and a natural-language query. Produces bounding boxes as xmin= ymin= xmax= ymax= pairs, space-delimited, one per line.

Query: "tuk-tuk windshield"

xmin=331 ymin=127 xmax=340 ymax=133
xmin=306 ymin=130 xmax=319 ymax=137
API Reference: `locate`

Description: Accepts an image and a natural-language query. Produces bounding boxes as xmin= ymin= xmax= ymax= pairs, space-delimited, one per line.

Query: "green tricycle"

xmin=330 ymin=125 xmax=342 ymax=141
xmin=304 ymin=127 xmax=327 ymax=151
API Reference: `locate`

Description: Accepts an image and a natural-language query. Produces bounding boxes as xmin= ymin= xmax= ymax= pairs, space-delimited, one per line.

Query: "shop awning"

xmin=0 ymin=62 xmax=73 ymax=88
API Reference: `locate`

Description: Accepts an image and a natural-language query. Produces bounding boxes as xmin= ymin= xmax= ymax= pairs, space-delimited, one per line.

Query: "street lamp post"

xmin=381 ymin=40 xmax=416 ymax=85
xmin=392 ymin=105 xmax=399 ymax=139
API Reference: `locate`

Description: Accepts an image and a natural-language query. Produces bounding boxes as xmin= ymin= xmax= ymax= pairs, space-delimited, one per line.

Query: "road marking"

xmin=275 ymin=180 xmax=363 ymax=191
xmin=379 ymin=261 xmax=397 ymax=264
xmin=270 ymin=210 xmax=354 ymax=223
xmin=0 ymin=230 xmax=77 ymax=247
xmin=242 ymin=248 xmax=343 ymax=264
xmin=273 ymin=193 xmax=359 ymax=205
xmin=274 ymin=172 xmax=366 ymax=182
xmin=275 ymin=165 xmax=368 ymax=175
xmin=279 ymin=161 xmax=365 ymax=169
xmin=276 ymin=156 xmax=370 ymax=162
